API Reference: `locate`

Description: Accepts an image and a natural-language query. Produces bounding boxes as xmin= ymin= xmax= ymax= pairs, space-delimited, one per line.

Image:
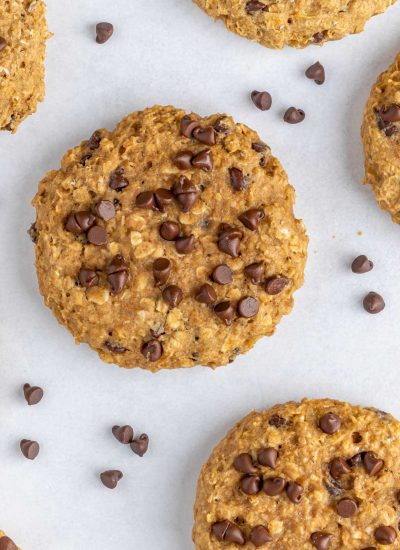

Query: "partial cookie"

xmin=193 ymin=0 xmax=397 ymax=49
xmin=193 ymin=398 xmax=400 ymax=549
xmin=0 ymin=0 xmax=49 ymax=132
xmin=32 ymin=105 xmax=307 ymax=371
xmin=0 ymin=531 xmax=20 ymax=550
xmin=362 ymin=53 xmax=400 ymax=223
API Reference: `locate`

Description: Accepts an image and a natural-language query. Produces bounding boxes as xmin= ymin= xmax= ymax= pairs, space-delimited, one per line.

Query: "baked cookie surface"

xmin=32 ymin=105 xmax=307 ymax=372
xmin=0 ymin=0 xmax=49 ymax=132
xmin=193 ymin=398 xmax=400 ymax=549
xmin=193 ymin=0 xmax=397 ymax=49
xmin=0 ymin=531 xmax=20 ymax=550
xmin=362 ymin=53 xmax=400 ymax=223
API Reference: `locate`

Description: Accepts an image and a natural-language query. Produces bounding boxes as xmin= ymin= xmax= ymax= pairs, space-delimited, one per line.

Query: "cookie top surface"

xmin=0 ymin=531 xmax=19 ymax=550
xmin=193 ymin=0 xmax=396 ymax=49
xmin=193 ymin=398 xmax=400 ymax=549
xmin=362 ymin=53 xmax=400 ymax=223
xmin=32 ymin=105 xmax=307 ymax=372
xmin=0 ymin=0 xmax=48 ymax=132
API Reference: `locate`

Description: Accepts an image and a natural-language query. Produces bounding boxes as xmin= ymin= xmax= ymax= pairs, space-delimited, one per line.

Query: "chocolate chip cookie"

xmin=362 ymin=53 xmax=400 ymax=223
xmin=193 ymin=0 xmax=396 ymax=49
xmin=193 ymin=398 xmax=400 ymax=549
xmin=0 ymin=0 xmax=49 ymax=132
xmin=0 ymin=531 xmax=19 ymax=550
xmin=32 ymin=105 xmax=307 ymax=371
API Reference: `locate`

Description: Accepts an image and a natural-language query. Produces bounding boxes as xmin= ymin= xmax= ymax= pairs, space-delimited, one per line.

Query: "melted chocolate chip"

xmin=375 ymin=526 xmax=397 ymax=545
xmin=380 ymin=105 xmax=400 ymax=123
xmin=87 ymin=225 xmax=108 ymax=246
xmin=141 ymin=340 xmax=163 ymax=362
xmin=95 ymin=200 xmax=115 ymax=221
xmin=263 ymin=477 xmax=286 ymax=496
xmin=172 ymin=176 xmax=198 ymax=212
xmin=239 ymin=208 xmax=265 ymax=230
xmin=193 ymin=126 xmax=216 ymax=146
xmin=319 ymin=412 xmax=341 ymax=434
xmin=109 ymin=168 xmax=129 ymax=191
xmin=136 ymin=191 xmax=156 ymax=209
xmin=265 ymin=277 xmax=289 ymax=295
xmin=87 ymin=130 xmax=102 ymax=150
xmin=192 ymin=149 xmax=213 ymax=172
xmin=269 ymin=414 xmax=287 ymax=428
xmin=229 ymin=167 xmax=246 ymax=191
xmin=105 ymin=340 xmax=127 ymax=354
xmin=78 ymin=268 xmax=99 ymax=288
xmin=330 ymin=457 xmax=351 ymax=479
xmin=240 ymin=475 xmax=261 ymax=495
xmin=173 ymin=151 xmax=193 ymax=170
xmin=154 ymin=188 xmax=174 ymax=211
xmin=153 ymin=258 xmax=171 ymax=286
xmin=310 ymin=532 xmax=332 ymax=550
xmin=246 ymin=0 xmax=266 ymax=12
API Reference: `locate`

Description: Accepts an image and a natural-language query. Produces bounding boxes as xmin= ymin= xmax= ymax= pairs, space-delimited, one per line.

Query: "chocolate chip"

xmin=23 ymin=384 xmax=43 ymax=406
xmin=269 ymin=414 xmax=287 ymax=428
xmin=162 ymin=285 xmax=183 ymax=307
xmin=172 ymin=176 xmax=197 ymax=212
xmin=218 ymin=224 xmax=243 ymax=257
xmin=65 ymin=211 xmax=96 ymax=235
xmin=347 ymin=452 xmax=364 ymax=468
xmin=173 ymin=151 xmax=193 ymax=169
xmin=154 ymin=188 xmax=174 ymax=211
xmin=265 ymin=277 xmax=289 ymax=295
xmin=87 ymin=225 xmax=108 ymax=246
xmin=263 ymin=477 xmax=286 ymax=496
xmin=244 ymin=263 xmax=264 ymax=284
xmin=352 ymin=431 xmax=362 ymax=443
xmin=130 ymin=433 xmax=149 ymax=456
xmin=195 ymin=284 xmax=217 ymax=305
xmin=286 ymin=481 xmax=304 ymax=503
xmin=214 ymin=301 xmax=235 ymax=325
xmin=95 ymin=200 xmax=115 ymax=221
xmin=319 ymin=412 xmax=341 ymax=434
xmin=107 ymin=255 xmax=128 ymax=294
xmin=252 ymin=142 xmax=268 ymax=153
xmin=136 ymin=191 xmax=156 ymax=209
xmin=180 ymin=116 xmax=200 ymax=138
xmin=385 ymin=126 xmax=398 ymax=137
xmin=375 ymin=526 xmax=397 ymax=545
xmin=237 ymin=296 xmax=259 ymax=318
xmin=363 ymin=292 xmax=385 ymax=314
xmin=175 ymin=235 xmax=195 ymax=254
xmin=80 ymin=153 xmax=92 ymax=166
xmin=324 ymin=478 xmax=343 ymax=498
xmin=313 ymin=32 xmax=325 ymax=43
xmin=330 ymin=457 xmax=351 ymax=479
xmin=305 ymin=61 xmax=325 ymax=85
xmin=20 ymin=439 xmax=39 ymax=460
xmin=0 ymin=537 xmax=17 ymax=550
xmin=109 ymin=168 xmax=129 ymax=191
xmin=100 ymin=470 xmax=123 ymax=489
xmin=192 ymin=149 xmax=213 ymax=172
xmin=87 ymin=130 xmax=102 ymax=150
xmin=212 ymin=264 xmax=233 ymax=285
xmin=250 ymin=526 xmax=272 ymax=546
xmin=212 ymin=521 xmax=245 ymax=545
xmin=213 ymin=117 xmax=230 ymax=135
xmin=284 ymin=107 xmax=305 ymax=124
xmin=159 ymin=221 xmax=180 ymax=241
xmin=251 ymin=91 xmax=272 ymax=111
xmin=112 ymin=425 xmax=134 ymax=444
xmin=0 ymin=37 xmax=8 ymax=52
xmin=246 ymin=0 xmax=266 ymax=12
xmin=105 ymin=340 xmax=127 ymax=354
xmin=141 ymin=340 xmax=163 ymax=362
xmin=258 ymin=447 xmax=278 ymax=468
xmin=363 ymin=451 xmax=384 ymax=475
xmin=77 ymin=268 xmax=98 ymax=288
xmin=96 ymin=22 xmax=114 ymax=44
xmin=310 ymin=532 xmax=332 ymax=550
xmin=239 ymin=208 xmax=265 ymax=230
xmin=153 ymin=258 xmax=171 ymax=286
xmin=380 ymin=105 xmax=400 ymax=123
xmin=351 ymin=255 xmax=373 ymax=273
xmin=229 ymin=167 xmax=246 ymax=191
xmin=28 ymin=222 xmax=38 ymax=243
xmin=193 ymin=126 xmax=216 ymax=146
xmin=336 ymin=497 xmax=358 ymax=518
xmin=240 ymin=475 xmax=261 ymax=495
xmin=233 ymin=453 xmax=258 ymax=474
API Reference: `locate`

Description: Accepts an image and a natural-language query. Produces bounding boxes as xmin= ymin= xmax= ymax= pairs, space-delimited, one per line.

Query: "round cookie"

xmin=362 ymin=53 xmax=400 ymax=223
xmin=193 ymin=398 xmax=400 ymax=549
xmin=193 ymin=0 xmax=397 ymax=49
xmin=0 ymin=531 xmax=19 ymax=550
xmin=32 ymin=105 xmax=307 ymax=372
xmin=0 ymin=0 xmax=49 ymax=132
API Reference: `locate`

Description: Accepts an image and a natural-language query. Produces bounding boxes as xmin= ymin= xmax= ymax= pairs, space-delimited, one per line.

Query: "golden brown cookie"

xmin=193 ymin=398 xmax=400 ymax=549
xmin=32 ymin=105 xmax=307 ymax=372
xmin=0 ymin=531 xmax=20 ymax=550
xmin=193 ymin=0 xmax=397 ymax=49
xmin=362 ymin=53 xmax=400 ymax=223
xmin=0 ymin=0 xmax=49 ymax=132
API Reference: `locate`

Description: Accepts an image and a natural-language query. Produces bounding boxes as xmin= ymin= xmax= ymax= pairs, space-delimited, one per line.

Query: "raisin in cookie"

xmin=0 ymin=531 xmax=20 ymax=550
xmin=0 ymin=0 xmax=49 ymax=132
xmin=32 ymin=105 xmax=307 ymax=372
xmin=193 ymin=0 xmax=397 ymax=49
xmin=362 ymin=53 xmax=400 ymax=223
xmin=193 ymin=398 xmax=400 ymax=549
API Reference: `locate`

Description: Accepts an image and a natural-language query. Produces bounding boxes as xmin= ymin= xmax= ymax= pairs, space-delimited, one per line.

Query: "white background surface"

xmin=1 ymin=1 xmax=400 ymax=549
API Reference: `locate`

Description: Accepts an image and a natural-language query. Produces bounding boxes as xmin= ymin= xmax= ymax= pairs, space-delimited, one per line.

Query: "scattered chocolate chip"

xmin=80 ymin=153 xmax=92 ymax=166
xmin=20 ymin=439 xmax=39 ymax=460
xmin=162 ymin=285 xmax=183 ymax=307
xmin=363 ymin=451 xmax=384 ymax=475
xmin=258 ymin=447 xmax=278 ymax=468
xmin=112 ymin=425 xmax=134 ymax=444
xmin=212 ymin=264 xmax=233 ymax=285
xmin=263 ymin=477 xmax=286 ymax=496
xmin=313 ymin=32 xmax=325 ymax=43
xmin=310 ymin=532 xmax=332 ymax=550
xmin=212 ymin=521 xmax=245 ymax=545
xmin=96 ymin=22 xmax=114 ymax=44
xmin=250 ymin=526 xmax=272 ymax=546
xmin=172 ymin=176 xmax=198 ymax=212
xmin=244 ymin=263 xmax=264 ymax=284
xmin=107 ymin=255 xmax=128 ymax=294
xmin=195 ymin=284 xmax=217 ymax=305
xmin=336 ymin=497 xmax=358 ymax=518
xmin=252 ymin=142 xmax=267 ymax=153
xmin=352 ymin=431 xmax=362 ymax=443
xmin=284 ymin=107 xmax=305 ymax=124
xmin=23 ymin=384 xmax=43 ymax=406
xmin=324 ymin=478 xmax=343 ymax=498
xmin=319 ymin=412 xmax=341 ymax=434
xmin=330 ymin=457 xmax=351 ymax=479
xmin=87 ymin=225 xmax=108 ymax=246
xmin=305 ymin=61 xmax=325 ymax=84
xmin=27 ymin=222 xmax=38 ymax=243
xmin=385 ymin=126 xmax=398 ymax=137
xmin=265 ymin=277 xmax=289 ymax=295
xmin=347 ymin=452 xmax=364 ymax=468
xmin=251 ymin=90 xmax=272 ymax=111
xmin=130 ymin=433 xmax=149 ymax=456
xmin=0 ymin=37 xmax=8 ymax=52
xmin=100 ymin=470 xmax=123 ymax=489
xmin=214 ymin=301 xmax=235 ymax=325
xmin=193 ymin=126 xmax=216 ymax=146
xmin=153 ymin=258 xmax=171 ymax=286
xmin=154 ymin=188 xmax=174 ymax=211
xmin=286 ymin=481 xmax=304 ymax=503
xmin=351 ymin=255 xmax=373 ymax=273
xmin=87 ymin=130 xmax=102 ymax=150
xmin=246 ymin=0 xmax=266 ymax=12
xmin=159 ymin=221 xmax=180 ymax=241
xmin=380 ymin=105 xmax=400 ymax=123
xmin=0 ymin=537 xmax=17 ymax=550
xmin=213 ymin=117 xmax=230 ymax=135
xmin=229 ymin=167 xmax=246 ymax=191
xmin=141 ymin=340 xmax=163 ymax=362
xmin=233 ymin=453 xmax=258 ymax=474
xmin=65 ymin=211 xmax=96 ymax=235
xmin=240 ymin=475 xmax=261 ymax=495
xmin=109 ymin=168 xmax=129 ymax=191
xmin=363 ymin=292 xmax=385 ymax=314
xmin=239 ymin=208 xmax=265 ymax=230
xmin=180 ymin=116 xmax=200 ymax=138
xmin=78 ymin=268 xmax=98 ymax=288
xmin=269 ymin=414 xmax=287 ymax=428
xmin=136 ymin=191 xmax=156 ymax=209
xmin=375 ymin=526 xmax=397 ymax=545
xmin=237 ymin=296 xmax=259 ymax=318
xmin=175 ymin=235 xmax=195 ymax=254
xmin=218 ymin=224 xmax=243 ymax=257
xmin=192 ymin=149 xmax=213 ymax=172
xmin=173 ymin=151 xmax=193 ymax=170
xmin=95 ymin=200 xmax=115 ymax=221
xmin=105 ymin=340 xmax=127 ymax=354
